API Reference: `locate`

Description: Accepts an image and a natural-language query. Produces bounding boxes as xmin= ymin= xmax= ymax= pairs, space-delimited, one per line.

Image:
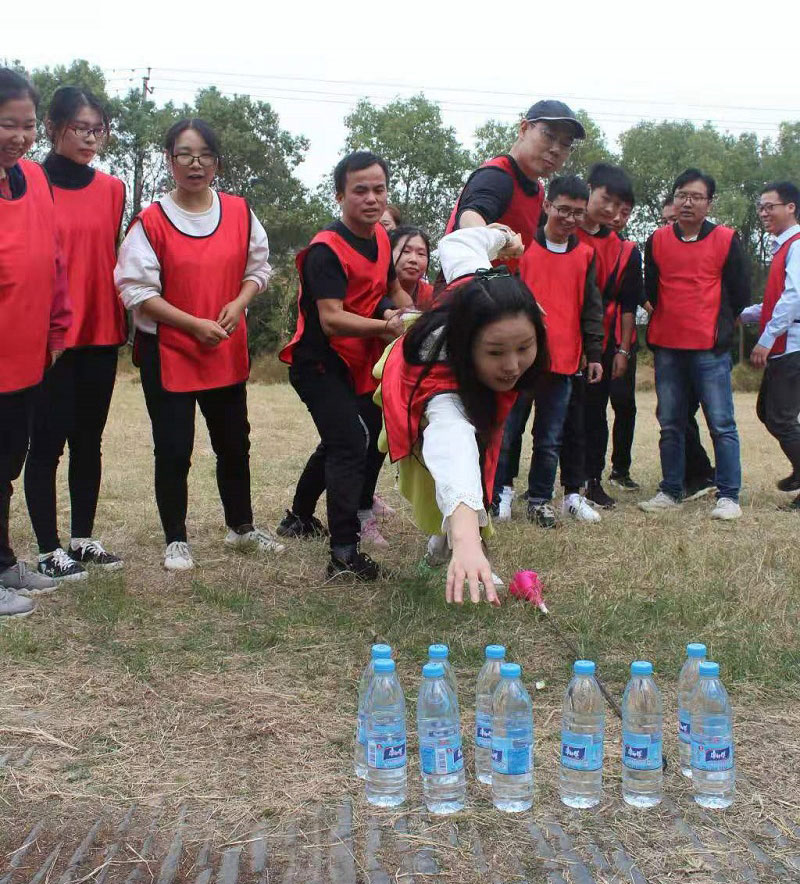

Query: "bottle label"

xmin=475 ymin=712 xmax=492 ymax=748
xmin=420 ymin=730 xmax=464 ymax=775
xmin=356 ymin=712 xmax=366 ymax=746
xmin=622 ymin=731 xmax=663 ymax=771
xmin=678 ymin=708 xmax=691 ymax=745
xmin=561 ymin=730 xmax=604 ymax=771
xmin=491 ymin=736 xmax=532 ymax=775
xmin=691 ymin=723 xmax=734 ymax=771
xmin=367 ymin=739 xmax=407 ymax=770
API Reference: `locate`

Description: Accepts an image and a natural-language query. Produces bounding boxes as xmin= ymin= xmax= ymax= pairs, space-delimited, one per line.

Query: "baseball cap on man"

xmin=525 ymin=100 xmax=586 ymax=139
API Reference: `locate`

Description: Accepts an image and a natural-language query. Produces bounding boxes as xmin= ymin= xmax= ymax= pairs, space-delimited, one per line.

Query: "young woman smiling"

xmin=389 ymin=225 xmax=434 ymax=309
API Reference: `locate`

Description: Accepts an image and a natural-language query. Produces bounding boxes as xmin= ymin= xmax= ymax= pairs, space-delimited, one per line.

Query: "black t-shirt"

xmin=0 ymin=163 xmax=27 ymax=200
xmin=454 ymin=155 xmax=541 ymax=227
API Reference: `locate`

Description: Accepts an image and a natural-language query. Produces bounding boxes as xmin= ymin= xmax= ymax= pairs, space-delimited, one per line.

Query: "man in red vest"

xmin=640 ymin=168 xmax=750 ymax=520
xmin=740 ymin=181 xmax=800 ymax=506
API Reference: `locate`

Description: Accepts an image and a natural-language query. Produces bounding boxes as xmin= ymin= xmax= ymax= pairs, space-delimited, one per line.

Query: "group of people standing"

xmin=1 ymin=67 xmax=798 ymax=616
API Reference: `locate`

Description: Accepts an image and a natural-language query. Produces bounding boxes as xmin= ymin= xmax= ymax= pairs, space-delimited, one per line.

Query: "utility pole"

xmin=131 ymin=67 xmax=152 ymax=217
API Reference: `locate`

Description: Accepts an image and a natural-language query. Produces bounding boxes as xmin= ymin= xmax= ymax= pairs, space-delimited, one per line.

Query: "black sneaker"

xmin=779 ymin=493 xmax=800 ymax=511
xmin=609 ymin=472 xmax=640 ymax=492
xmin=585 ymin=479 xmax=616 ymax=509
xmin=69 ymin=539 xmax=124 ymax=570
xmin=38 ymin=548 xmax=88 ymax=582
xmin=326 ymin=547 xmax=384 ymax=581
xmin=526 ymin=501 xmax=557 ymax=529
xmin=684 ymin=475 xmax=716 ymax=502
xmin=776 ymin=473 xmax=800 ymax=493
xmin=276 ymin=510 xmax=328 ymax=539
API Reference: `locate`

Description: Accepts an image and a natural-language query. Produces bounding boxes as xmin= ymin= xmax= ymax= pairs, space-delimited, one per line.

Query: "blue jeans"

xmin=654 ymin=348 xmax=741 ymax=502
xmin=493 ymin=374 xmax=572 ymax=504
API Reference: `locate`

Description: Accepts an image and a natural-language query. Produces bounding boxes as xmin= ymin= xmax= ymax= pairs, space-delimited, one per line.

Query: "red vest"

xmin=415 ymin=279 xmax=435 ymax=311
xmin=445 ymin=155 xmax=544 ymax=273
xmin=577 ymin=228 xmax=632 ymax=349
xmin=54 ymin=171 xmax=127 ymax=349
xmin=280 ymin=225 xmax=391 ymax=395
xmin=760 ymin=232 xmax=800 ymax=356
xmin=647 ymin=224 xmax=735 ymax=350
xmin=135 ymin=193 xmax=251 ymax=393
xmin=380 ymin=338 xmax=516 ymax=506
xmin=0 ymin=159 xmax=57 ymax=393
xmin=518 ymin=238 xmax=594 ymax=375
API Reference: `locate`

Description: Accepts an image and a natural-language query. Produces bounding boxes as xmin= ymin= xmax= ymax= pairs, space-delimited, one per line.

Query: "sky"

xmin=8 ymin=0 xmax=800 ymax=189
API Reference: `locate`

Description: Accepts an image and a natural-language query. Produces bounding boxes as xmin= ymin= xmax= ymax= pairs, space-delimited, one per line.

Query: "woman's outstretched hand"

xmin=445 ymin=505 xmax=501 ymax=607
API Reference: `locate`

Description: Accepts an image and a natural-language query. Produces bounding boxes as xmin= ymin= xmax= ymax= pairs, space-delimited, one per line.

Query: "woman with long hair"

xmin=389 ymin=225 xmax=434 ymax=309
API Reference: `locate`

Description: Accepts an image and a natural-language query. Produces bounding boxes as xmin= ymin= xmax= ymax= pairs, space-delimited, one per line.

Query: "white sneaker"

xmin=711 ymin=497 xmax=742 ymax=521
xmin=425 ymin=534 xmax=450 ymax=566
xmin=497 ymin=486 xmax=514 ymax=521
xmin=225 ymin=527 xmax=285 ymax=553
xmin=562 ymin=493 xmax=601 ymax=522
xmin=0 ymin=587 xmax=36 ymax=619
xmin=639 ymin=491 xmax=681 ymax=513
xmin=164 ymin=541 xmax=194 ymax=571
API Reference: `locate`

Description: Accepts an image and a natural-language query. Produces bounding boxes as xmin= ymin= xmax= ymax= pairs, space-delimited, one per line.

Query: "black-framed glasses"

xmin=756 ymin=202 xmax=786 ymax=214
xmin=172 ymin=152 xmax=218 ymax=168
xmin=674 ymin=191 xmax=710 ymax=204
xmin=69 ymin=125 xmax=106 ymax=139
xmin=552 ymin=205 xmax=586 ymax=221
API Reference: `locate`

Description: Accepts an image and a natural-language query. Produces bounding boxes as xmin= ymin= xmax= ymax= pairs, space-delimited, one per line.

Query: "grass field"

xmin=1 ymin=359 xmax=798 ymax=879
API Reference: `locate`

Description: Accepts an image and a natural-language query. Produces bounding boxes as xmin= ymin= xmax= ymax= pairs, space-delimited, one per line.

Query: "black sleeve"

xmin=581 ymin=258 xmax=605 ymax=363
xmin=618 ymin=247 xmax=643 ymax=314
xmin=387 ymin=260 xmax=396 ymax=284
xmin=375 ymin=296 xmax=394 ymax=316
xmin=301 ymin=243 xmax=347 ymax=301
xmin=722 ymin=233 xmax=751 ymax=318
xmin=644 ymin=234 xmax=658 ymax=306
xmin=455 ymin=168 xmax=514 ymax=227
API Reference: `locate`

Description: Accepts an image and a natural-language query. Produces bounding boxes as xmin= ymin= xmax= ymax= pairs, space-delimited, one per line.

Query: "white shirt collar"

xmin=773 ymin=223 xmax=800 ymax=250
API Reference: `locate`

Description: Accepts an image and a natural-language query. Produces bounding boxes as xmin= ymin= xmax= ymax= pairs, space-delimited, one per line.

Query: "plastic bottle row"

xmin=355 ymin=642 xmax=735 ymax=814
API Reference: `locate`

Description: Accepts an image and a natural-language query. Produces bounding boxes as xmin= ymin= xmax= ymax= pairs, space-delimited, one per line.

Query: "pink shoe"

xmin=360 ymin=516 xmax=389 ymax=548
xmin=372 ymin=494 xmax=396 ymax=518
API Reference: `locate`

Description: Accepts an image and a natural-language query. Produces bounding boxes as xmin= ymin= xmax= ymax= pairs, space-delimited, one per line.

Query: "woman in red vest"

xmin=0 ymin=69 xmax=70 ymax=613
xmin=24 ymin=86 xmax=127 ymax=582
xmin=389 ymin=225 xmax=434 ymax=309
xmin=115 ymin=118 xmax=284 ymax=571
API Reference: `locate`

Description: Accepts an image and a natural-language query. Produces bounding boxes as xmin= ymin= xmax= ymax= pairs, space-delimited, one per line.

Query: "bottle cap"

xmin=631 ymin=660 xmax=653 ymax=676
xmin=428 ymin=644 xmax=449 ymax=660
xmin=698 ymin=661 xmax=720 ymax=677
xmin=373 ymin=659 xmax=395 ymax=674
xmin=500 ymin=662 xmax=521 ymax=679
xmin=485 ymin=644 xmax=506 ymax=660
xmin=574 ymin=660 xmax=595 ymax=675
xmin=423 ymin=662 xmax=445 ymax=679
xmin=686 ymin=643 xmax=707 ymax=658
xmin=371 ymin=644 xmax=392 ymax=659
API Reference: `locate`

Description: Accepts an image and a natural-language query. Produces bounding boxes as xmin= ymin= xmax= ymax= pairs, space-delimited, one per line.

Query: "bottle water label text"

xmin=491 ymin=736 xmax=532 ymax=775
xmin=475 ymin=713 xmax=492 ymax=748
xmin=561 ymin=730 xmax=604 ymax=771
xmin=622 ymin=731 xmax=663 ymax=771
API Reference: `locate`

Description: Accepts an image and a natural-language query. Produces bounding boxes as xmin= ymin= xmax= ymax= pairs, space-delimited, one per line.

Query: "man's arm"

xmin=454 ymin=168 xmax=514 ymax=229
xmin=722 ymin=232 xmax=751 ymax=318
xmin=751 ymin=241 xmax=800 ymax=366
xmin=643 ymin=234 xmax=658 ymax=311
xmin=581 ymin=259 xmax=604 ymax=381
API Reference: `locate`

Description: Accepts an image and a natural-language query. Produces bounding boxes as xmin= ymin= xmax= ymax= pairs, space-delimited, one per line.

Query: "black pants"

xmin=138 ymin=333 xmax=253 ymax=544
xmin=0 ymin=388 xmax=36 ymax=569
xmin=24 ymin=346 xmax=118 ymax=552
xmin=757 ymin=351 xmax=800 ymax=473
xmin=584 ymin=348 xmax=638 ymax=481
xmin=685 ymin=395 xmax=714 ymax=483
xmin=560 ymin=372 xmax=587 ymax=492
xmin=289 ymin=359 xmax=385 ymax=548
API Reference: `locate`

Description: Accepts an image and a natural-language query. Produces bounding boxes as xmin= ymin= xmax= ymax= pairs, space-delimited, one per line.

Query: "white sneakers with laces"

xmin=164 ymin=541 xmax=194 ymax=571
xmin=225 ymin=527 xmax=286 ymax=553
xmin=497 ymin=485 xmax=514 ymax=521
xmin=639 ymin=491 xmax=682 ymax=513
xmin=710 ymin=497 xmax=742 ymax=520
xmin=562 ymin=493 xmax=601 ymax=522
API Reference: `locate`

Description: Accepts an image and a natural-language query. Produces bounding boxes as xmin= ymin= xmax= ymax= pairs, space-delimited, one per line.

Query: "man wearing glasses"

xmin=640 ymin=168 xmax=750 ymax=520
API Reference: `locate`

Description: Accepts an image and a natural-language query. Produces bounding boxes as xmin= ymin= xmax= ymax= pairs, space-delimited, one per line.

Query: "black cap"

xmin=524 ymin=100 xmax=586 ymax=139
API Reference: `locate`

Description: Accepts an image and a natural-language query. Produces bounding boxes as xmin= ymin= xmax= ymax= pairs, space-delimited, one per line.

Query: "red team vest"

xmin=135 ymin=193 xmax=252 ymax=393
xmin=0 ymin=159 xmax=57 ymax=393
xmin=281 ymin=225 xmax=391 ymax=395
xmin=518 ymin=238 xmax=594 ymax=375
xmin=54 ymin=171 xmax=127 ymax=349
xmin=415 ymin=279 xmax=435 ymax=311
xmin=759 ymin=232 xmax=800 ymax=356
xmin=647 ymin=224 xmax=735 ymax=350
xmin=445 ymin=155 xmax=544 ymax=273
xmin=576 ymin=229 xmax=636 ymax=349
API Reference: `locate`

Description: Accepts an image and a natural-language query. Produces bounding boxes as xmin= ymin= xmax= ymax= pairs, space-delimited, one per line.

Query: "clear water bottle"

xmin=691 ymin=661 xmax=735 ymax=809
xmin=417 ymin=662 xmax=466 ymax=814
xmin=677 ymin=642 xmax=706 ymax=778
xmin=474 ymin=644 xmax=506 ymax=785
xmin=621 ymin=661 xmax=663 ymax=808
xmin=428 ymin=644 xmax=458 ymax=698
xmin=491 ymin=662 xmax=534 ymax=812
xmin=365 ymin=658 xmax=407 ymax=807
xmin=355 ymin=644 xmax=392 ymax=779
xmin=559 ymin=660 xmax=604 ymax=809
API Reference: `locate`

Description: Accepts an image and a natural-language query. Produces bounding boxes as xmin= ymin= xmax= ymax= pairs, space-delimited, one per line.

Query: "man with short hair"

xmin=640 ymin=168 xmax=750 ymax=519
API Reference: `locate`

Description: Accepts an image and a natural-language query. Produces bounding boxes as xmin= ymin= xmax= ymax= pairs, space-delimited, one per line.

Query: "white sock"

xmin=358 ymin=509 xmax=373 ymax=526
xmin=39 ymin=550 xmax=59 ymax=561
xmin=70 ymin=537 xmax=89 ymax=550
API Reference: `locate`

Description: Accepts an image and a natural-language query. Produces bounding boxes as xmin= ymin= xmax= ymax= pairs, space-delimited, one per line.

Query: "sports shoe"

xmin=0 ymin=587 xmax=35 ymax=619
xmin=585 ymin=479 xmax=616 ymax=509
xmin=38 ymin=548 xmax=88 ymax=582
xmin=684 ymin=475 xmax=716 ymax=501
xmin=779 ymin=493 xmax=800 ymax=511
xmin=372 ymin=495 xmax=396 ymax=518
xmin=326 ymin=546 xmax=384 ymax=581
xmin=562 ymin=493 xmax=602 ymax=522
xmin=276 ymin=510 xmax=328 ymax=539
xmin=526 ymin=501 xmax=557 ymax=529
xmin=164 ymin=541 xmax=194 ymax=571
xmin=497 ymin=485 xmax=514 ymax=521
xmin=425 ymin=534 xmax=450 ymax=567
xmin=225 ymin=525 xmax=285 ymax=554
xmin=69 ymin=538 xmax=124 ymax=570
xmin=639 ymin=491 xmax=681 ymax=513
xmin=776 ymin=473 xmax=800 ymax=493
xmin=0 ymin=562 xmax=57 ymax=596
xmin=609 ymin=472 xmax=640 ymax=492
xmin=360 ymin=515 xmax=389 ymax=548
xmin=710 ymin=497 xmax=742 ymax=520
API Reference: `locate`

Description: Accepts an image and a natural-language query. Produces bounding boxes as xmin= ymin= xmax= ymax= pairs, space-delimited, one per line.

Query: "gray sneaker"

xmin=0 ymin=587 xmax=35 ymax=619
xmin=0 ymin=562 xmax=58 ymax=597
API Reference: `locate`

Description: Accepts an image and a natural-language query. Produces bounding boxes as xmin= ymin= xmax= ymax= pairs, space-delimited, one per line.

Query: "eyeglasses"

xmin=756 ymin=202 xmax=786 ymax=215
xmin=673 ymin=191 xmax=710 ymax=204
xmin=172 ymin=152 xmax=218 ymax=167
xmin=69 ymin=126 xmax=106 ymax=139
xmin=534 ymin=124 xmax=576 ymax=153
xmin=552 ymin=205 xmax=586 ymax=221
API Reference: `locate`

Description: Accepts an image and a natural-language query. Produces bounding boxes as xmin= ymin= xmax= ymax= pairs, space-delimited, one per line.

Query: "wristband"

xmin=616 ymin=348 xmax=631 ymax=358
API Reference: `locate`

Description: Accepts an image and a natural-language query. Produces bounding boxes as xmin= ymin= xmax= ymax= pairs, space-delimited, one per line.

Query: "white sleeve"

xmin=738 ymin=303 xmax=762 ymax=325
xmin=114 ymin=223 xmax=162 ymax=309
xmin=244 ymin=211 xmax=273 ymax=293
xmin=438 ymin=227 xmax=509 ymax=283
xmin=421 ymin=392 xmax=488 ymax=536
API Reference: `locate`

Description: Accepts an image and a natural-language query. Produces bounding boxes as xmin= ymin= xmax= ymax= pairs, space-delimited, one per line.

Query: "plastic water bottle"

xmin=417 ymin=662 xmax=466 ymax=814
xmin=355 ymin=644 xmax=392 ymax=779
xmin=365 ymin=658 xmax=407 ymax=807
xmin=474 ymin=644 xmax=506 ymax=785
xmin=621 ymin=661 xmax=663 ymax=808
xmin=677 ymin=642 xmax=706 ymax=778
xmin=691 ymin=661 xmax=735 ymax=808
xmin=428 ymin=644 xmax=458 ymax=698
xmin=559 ymin=660 xmax=604 ymax=809
xmin=491 ymin=662 xmax=534 ymax=812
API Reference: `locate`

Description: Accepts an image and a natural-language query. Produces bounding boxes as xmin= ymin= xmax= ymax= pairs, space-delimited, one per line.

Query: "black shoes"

xmin=585 ymin=479 xmax=616 ymax=509
xmin=327 ymin=545 xmax=384 ymax=581
xmin=68 ymin=539 xmax=124 ymax=570
xmin=684 ymin=475 xmax=717 ymax=502
xmin=609 ymin=472 xmax=640 ymax=492
xmin=277 ymin=510 xmax=328 ymax=539
xmin=776 ymin=473 xmax=800 ymax=493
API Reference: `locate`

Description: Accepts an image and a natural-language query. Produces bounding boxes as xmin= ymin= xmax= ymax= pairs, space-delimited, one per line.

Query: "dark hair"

xmin=761 ymin=180 xmax=800 ymax=219
xmin=384 ymin=204 xmax=403 ymax=225
xmin=662 ymin=195 xmax=675 ymax=208
xmin=588 ymin=162 xmax=635 ymax=206
xmin=547 ymin=174 xmax=589 ymax=202
xmin=0 ymin=68 xmax=39 ymax=110
xmin=47 ymin=86 xmax=110 ymax=144
xmin=404 ymin=271 xmax=548 ymax=443
xmin=389 ymin=225 xmax=431 ymax=262
xmin=672 ymin=167 xmax=716 ymax=200
xmin=164 ymin=118 xmax=223 ymax=170
xmin=333 ymin=150 xmax=389 ymax=195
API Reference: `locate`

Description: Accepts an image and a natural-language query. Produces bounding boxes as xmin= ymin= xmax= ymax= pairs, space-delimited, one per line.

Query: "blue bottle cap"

xmin=574 ymin=660 xmax=595 ymax=675
xmin=428 ymin=644 xmax=449 ymax=660
xmin=631 ymin=660 xmax=653 ymax=676
xmin=485 ymin=644 xmax=506 ymax=660
xmin=373 ymin=659 xmax=395 ymax=674
xmin=687 ymin=643 xmax=707 ymax=658
xmin=698 ymin=661 xmax=720 ymax=677
xmin=371 ymin=644 xmax=392 ymax=659
xmin=500 ymin=662 xmax=521 ymax=679
xmin=423 ymin=662 xmax=445 ymax=679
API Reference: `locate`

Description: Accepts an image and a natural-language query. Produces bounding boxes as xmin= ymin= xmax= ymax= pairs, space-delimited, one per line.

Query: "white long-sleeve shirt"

xmin=115 ymin=190 xmax=272 ymax=334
